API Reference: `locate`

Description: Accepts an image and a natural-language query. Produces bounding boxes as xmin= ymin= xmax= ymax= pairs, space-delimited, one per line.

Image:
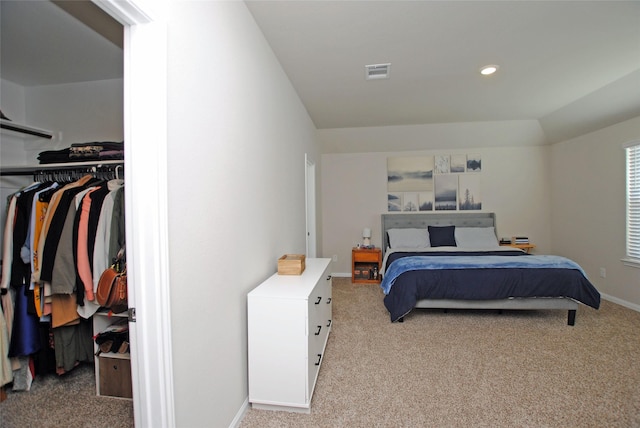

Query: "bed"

xmin=380 ymin=213 xmax=600 ymax=325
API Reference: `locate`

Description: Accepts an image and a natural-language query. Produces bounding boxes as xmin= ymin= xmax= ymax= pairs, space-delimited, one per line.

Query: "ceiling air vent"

xmin=365 ymin=63 xmax=391 ymax=80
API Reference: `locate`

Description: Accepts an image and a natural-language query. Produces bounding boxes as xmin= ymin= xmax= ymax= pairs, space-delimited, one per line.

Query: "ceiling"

xmin=0 ymin=1 xmax=123 ymax=87
xmin=245 ymin=1 xmax=640 ymax=143
xmin=2 ymin=1 xmax=639 ymax=144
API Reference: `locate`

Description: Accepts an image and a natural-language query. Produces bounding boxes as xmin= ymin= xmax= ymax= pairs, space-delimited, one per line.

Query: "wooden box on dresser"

xmin=248 ymin=258 xmax=332 ymax=413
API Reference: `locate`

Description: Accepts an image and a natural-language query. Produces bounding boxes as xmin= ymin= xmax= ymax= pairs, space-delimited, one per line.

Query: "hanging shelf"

xmin=0 ymin=160 xmax=124 ymax=176
xmin=1 ymin=118 xmax=54 ymax=139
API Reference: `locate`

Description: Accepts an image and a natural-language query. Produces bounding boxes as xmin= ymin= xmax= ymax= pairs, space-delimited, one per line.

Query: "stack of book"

xmin=512 ymin=236 xmax=529 ymax=245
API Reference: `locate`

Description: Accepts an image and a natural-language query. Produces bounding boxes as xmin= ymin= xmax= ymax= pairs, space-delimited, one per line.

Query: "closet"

xmin=0 ymin=1 xmax=129 ymax=401
xmin=0 ymin=143 xmax=129 ymax=399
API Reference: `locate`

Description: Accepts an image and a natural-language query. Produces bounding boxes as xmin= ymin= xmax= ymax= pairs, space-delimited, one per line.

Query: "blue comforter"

xmin=380 ymin=251 xmax=601 ymax=322
xmin=381 ymin=254 xmax=587 ymax=294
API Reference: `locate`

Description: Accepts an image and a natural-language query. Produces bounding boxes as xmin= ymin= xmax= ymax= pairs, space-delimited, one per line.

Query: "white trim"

xmin=601 ymin=293 xmax=640 ymax=313
xmin=305 ymin=154 xmax=317 ymax=258
xmin=625 ymin=142 xmax=640 ymax=261
xmin=622 ymin=139 xmax=640 ymax=149
xmin=230 ymin=398 xmax=250 ymax=428
xmin=331 ymin=272 xmax=352 ymax=278
xmin=125 ymin=19 xmax=175 ymax=428
xmin=93 ymin=0 xmax=155 ymax=24
xmin=93 ymin=1 xmax=174 ymax=427
xmin=621 ymin=258 xmax=640 ymax=269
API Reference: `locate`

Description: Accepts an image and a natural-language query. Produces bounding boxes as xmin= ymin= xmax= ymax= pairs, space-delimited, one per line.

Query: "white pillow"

xmin=387 ymin=228 xmax=430 ymax=249
xmin=455 ymin=227 xmax=499 ymax=248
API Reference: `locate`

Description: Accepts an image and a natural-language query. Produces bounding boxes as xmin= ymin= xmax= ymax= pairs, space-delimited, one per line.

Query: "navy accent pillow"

xmin=428 ymin=225 xmax=457 ymax=247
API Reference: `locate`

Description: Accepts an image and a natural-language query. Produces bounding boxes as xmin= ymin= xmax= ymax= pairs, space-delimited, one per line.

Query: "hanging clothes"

xmin=76 ymin=182 xmax=111 ymax=319
xmin=0 ymin=301 xmax=13 ymax=387
xmin=7 ymin=284 xmax=40 ymax=358
xmin=39 ymin=175 xmax=96 ymax=286
xmin=0 ymin=169 xmax=125 ymax=379
xmin=92 ymin=179 xmax=125 ymax=293
xmin=30 ymin=181 xmax=60 ymax=318
xmin=8 ymin=183 xmax=46 ymax=358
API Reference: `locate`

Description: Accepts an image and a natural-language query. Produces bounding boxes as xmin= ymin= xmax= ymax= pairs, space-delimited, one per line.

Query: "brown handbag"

xmin=97 ymin=265 xmax=128 ymax=313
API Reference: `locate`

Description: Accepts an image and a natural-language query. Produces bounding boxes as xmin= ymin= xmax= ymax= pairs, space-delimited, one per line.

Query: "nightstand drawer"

xmin=355 ymin=252 xmax=380 ymax=263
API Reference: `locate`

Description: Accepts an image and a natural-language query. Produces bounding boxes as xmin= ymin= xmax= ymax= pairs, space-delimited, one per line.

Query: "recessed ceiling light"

xmin=480 ymin=65 xmax=499 ymax=75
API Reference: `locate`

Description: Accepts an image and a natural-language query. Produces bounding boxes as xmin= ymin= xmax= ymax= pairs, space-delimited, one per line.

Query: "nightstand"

xmin=500 ymin=243 xmax=536 ymax=253
xmin=352 ymin=247 xmax=382 ymax=284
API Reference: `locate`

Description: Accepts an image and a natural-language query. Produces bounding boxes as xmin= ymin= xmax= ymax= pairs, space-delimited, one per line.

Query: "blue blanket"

xmin=380 ymin=255 xmax=587 ymax=295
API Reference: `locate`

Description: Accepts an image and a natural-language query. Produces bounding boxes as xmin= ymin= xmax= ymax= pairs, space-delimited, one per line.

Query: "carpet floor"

xmin=240 ymin=277 xmax=640 ymax=427
xmin=1 ymin=360 xmax=133 ymax=428
xmin=2 ymin=277 xmax=638 ymax=427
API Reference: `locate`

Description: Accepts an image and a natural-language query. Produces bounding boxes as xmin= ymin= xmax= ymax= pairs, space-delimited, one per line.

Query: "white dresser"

xmin=248 ymin=258 xmax=332 ymax=413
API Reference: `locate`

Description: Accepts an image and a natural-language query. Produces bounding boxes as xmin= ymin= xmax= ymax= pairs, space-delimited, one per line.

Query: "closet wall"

xmin=0 ymin=78 xmax=124 ymax=247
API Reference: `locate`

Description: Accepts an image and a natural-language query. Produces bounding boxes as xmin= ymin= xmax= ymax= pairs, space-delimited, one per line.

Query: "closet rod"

xmin=1 ymin=121 xmax=54 ymax=139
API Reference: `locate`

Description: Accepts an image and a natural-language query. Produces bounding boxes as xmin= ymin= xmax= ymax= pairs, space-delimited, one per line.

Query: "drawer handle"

xmin=315 ymin=325 xmax=321 ymax=335
xmin=315 ymin=296 xmax=321 ymax=304
xmin=327 ymin=319 xmax=332 ymax=327
xmin=315 ymin=354 xmax=322 ymax=366
xmin=326 ymin=297 xmax=331 ymax=304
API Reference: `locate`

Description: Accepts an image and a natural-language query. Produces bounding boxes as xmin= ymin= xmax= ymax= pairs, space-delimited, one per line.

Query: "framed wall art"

xmin=387 ymin=153 xmax=482 ymax=212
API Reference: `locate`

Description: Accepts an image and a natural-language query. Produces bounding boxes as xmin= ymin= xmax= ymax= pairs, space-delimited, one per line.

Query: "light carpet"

xmin=240 ymin=277 xmax=640 ymax=427
xmin=1 ymin=362 xmax=133 ymax=428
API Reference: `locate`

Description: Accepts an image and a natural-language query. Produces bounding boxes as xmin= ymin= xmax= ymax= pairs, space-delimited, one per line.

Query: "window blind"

xmin=626 ymin=141 xmax=640 ymax=261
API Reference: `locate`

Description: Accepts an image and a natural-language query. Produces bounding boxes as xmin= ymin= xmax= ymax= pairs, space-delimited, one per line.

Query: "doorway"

xmin=305 ymin=154 xmax=317 ymax=258
xmin=93 ymin=1 xmax=174 ymax=427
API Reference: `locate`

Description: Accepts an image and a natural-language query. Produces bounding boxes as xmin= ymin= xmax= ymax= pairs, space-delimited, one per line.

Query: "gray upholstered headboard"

xmin=381 ymin=212 xmax=496 ymax=253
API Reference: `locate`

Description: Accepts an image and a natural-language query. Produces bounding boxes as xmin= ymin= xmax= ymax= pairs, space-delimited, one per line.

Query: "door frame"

xmin=93 ymin=1 xmax=174 ymax=426
xmin=305 ymin=154 xmax=317 ymax=258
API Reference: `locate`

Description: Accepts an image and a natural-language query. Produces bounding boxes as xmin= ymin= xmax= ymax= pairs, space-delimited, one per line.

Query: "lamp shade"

xmin=362 ymin=228 xmax=371 ymax=238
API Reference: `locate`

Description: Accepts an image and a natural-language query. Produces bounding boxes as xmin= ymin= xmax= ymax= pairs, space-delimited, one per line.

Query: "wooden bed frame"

xmin=380 ymin=212 xmax=579 ymax=325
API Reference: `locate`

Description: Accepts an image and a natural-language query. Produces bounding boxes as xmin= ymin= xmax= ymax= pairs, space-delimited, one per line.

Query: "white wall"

xmin=1 ymin=78 xmax=124 ymax=166
xmin=165 ymin=2 xmax=318 ymax=427
xmin=318 ymin=120 xmax=547 ymax=153
xmin=1 ymin=79 xmax=29 ymax=165
xmin=550 ymin=115 xmax=640 ymax=308
xmin=24 ymin=79 xmax=124 ymax=153
xmin=321 ymin=129 xmax=552 ymax=274
xmin=0 ymin=79 xmax=31 ymax=246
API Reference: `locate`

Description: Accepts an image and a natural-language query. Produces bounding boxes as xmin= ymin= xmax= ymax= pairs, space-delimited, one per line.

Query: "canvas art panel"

xmin=451 ymin=154 xmax=466 ymax=173
xmin=467 ymin=154 xmax=481 ymax=172
xmin=418 ymin=191 xmax=433 ymax=211
xmin=434 ymin=155 xmax=450 ymax=174
xmin=434 ymin=174 xmax=458 ymax=211
xmin=402 ymin=193 xmax=419 ymax=211
xmin=459 ymin=174 xmax=482 ymax=210
xmin=387 ymin=157 xmax=434 ymax=192
xmin=388 ymin=193 xmax=403 ymax=211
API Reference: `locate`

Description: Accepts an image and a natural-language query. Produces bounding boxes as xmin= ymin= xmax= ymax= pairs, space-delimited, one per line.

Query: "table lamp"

xmin=363 ymin=228 xmax=371 ymax=247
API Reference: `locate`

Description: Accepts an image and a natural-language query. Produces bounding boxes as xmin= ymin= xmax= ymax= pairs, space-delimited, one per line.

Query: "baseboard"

xmin=230 ymin=397 xmax=249 ymax=428
xmin=601 ymin=293 xmax=640 ymax=313
xmin=331 ymin=272 xmax=351 ymax=278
